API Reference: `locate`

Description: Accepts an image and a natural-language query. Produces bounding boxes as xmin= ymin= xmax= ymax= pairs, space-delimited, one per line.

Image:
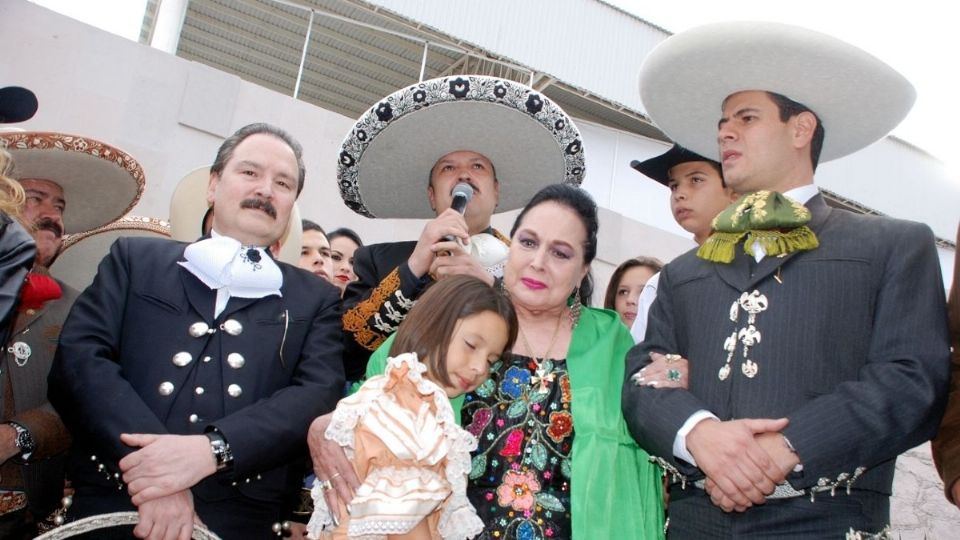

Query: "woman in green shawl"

xmin=310 ymin=185 xmax=664 ymax=539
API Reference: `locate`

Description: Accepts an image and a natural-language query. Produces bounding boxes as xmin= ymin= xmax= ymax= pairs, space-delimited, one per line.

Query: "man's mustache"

xmin=33 ymin=217 xmax=64 ymax=238
xmin=240 ymin=198 xmax=277 ymax=219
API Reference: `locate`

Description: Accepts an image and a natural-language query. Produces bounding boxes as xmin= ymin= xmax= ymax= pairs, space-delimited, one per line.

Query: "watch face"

xmin=16 ymin=428 xmax=35 ymax=453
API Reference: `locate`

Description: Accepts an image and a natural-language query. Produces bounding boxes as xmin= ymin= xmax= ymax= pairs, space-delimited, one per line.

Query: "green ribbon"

xmin=697 ymin=190 xmax=819 ymax=263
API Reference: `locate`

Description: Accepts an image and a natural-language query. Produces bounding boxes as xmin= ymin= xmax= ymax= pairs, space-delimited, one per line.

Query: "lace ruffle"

xmin=315 ymin=353 xmax=483 ymax=539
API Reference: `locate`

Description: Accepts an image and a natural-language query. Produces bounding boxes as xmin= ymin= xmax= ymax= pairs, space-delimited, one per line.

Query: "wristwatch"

xmin=204 ymin=431 xmax=233 ymax=471
xmin=9 ymin=422 xmax=35 ymax=461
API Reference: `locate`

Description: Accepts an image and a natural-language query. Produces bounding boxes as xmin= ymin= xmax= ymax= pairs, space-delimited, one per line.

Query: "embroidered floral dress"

xmin=463 ymin=354 xmax=574 ymax=540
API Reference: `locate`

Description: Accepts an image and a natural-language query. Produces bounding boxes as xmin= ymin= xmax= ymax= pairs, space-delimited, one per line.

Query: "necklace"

xmin=518 ymin=310 xmax=564 ymax=391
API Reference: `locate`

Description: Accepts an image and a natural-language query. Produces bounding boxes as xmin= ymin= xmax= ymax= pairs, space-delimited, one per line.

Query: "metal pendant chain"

xmin=518 ymin=310 xmax=564 ymax=364
xmin=518 ymin=310 xmax=564 ymax=391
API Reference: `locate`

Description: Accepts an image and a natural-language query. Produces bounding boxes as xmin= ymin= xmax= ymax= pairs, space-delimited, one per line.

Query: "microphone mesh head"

xmin=452 ymin=182 xmax=474 ymax=201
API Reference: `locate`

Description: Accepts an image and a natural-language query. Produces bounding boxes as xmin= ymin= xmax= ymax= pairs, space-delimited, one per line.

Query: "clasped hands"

xmin=117 ymin=433 xmax=216 ymax=540
xmin=685 ymin=417 xmax=800 ymax=513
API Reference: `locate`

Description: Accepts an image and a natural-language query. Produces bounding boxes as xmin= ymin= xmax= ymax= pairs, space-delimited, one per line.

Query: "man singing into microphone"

xmin=337 ymin=75 xmax=586 ymax=380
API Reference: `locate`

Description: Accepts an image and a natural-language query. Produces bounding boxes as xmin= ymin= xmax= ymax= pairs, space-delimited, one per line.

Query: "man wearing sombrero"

xmin=337 ymin=75 xmax=585 ymax=380
xmin=621 ymin=22 xmax=949 ymax=537
xmin=0 ymin=129 xmax=144 ymax=538
xmin=49 ymin=124 xmax=345 ymax=538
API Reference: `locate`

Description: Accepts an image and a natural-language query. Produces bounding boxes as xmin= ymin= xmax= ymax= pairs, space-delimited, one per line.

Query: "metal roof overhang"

xmin=160 ymin=0 xmax=664 ymax=139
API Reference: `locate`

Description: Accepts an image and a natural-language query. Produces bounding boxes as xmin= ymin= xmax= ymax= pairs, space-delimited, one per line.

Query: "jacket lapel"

xmin=713 ymin=244 xmax=753 ymax=292
xmin=179 ymin=264 xmax=216 ymax=323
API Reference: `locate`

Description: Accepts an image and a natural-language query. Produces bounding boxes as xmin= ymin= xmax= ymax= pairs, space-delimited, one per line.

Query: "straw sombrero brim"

xmin=168 ymin=167 xmax=303 ymax=266
xmin=337 ymin=76 xmax=585 ymax=219
xmin=0 ymin=132 xmax=145 ymax=234
xmin=0 ymin=86 xmax=38 ymax=124
xmin=630 ymin=145 xmax=720 ymax=186
xmin=50 ymin=216 xmax=171 ymax=292
xmin=639 ymin=21 xmax=916 ymax=162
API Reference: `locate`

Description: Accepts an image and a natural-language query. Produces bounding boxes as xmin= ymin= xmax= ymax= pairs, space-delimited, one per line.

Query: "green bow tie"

xmin=697 ymin=190 xmax=819 ymax=263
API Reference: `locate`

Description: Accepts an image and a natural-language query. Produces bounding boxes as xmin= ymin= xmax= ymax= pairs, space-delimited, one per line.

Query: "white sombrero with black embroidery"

xmin=0 ymin=131 xmax=145 ymax=234
xmin=639 ymin=21 xmax=915 ymax=162
xmin=337 ymin=75 xmax=586 ymax=219
xmin=168 ymin=167 xmax=303 ymax=266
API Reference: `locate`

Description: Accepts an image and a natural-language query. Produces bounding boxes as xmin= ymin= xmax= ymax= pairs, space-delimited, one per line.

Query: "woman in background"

xmin=327 ymin=227 xmax=362 ymax=297
xmin=604 ymin=256 xmax=663 ymax=329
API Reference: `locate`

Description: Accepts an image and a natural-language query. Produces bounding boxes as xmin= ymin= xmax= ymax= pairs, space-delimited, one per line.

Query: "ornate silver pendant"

xmin=9 ymin=341 xmax=31 ymax=367
xmin=718 ymin=363 xmax=731 ymax=381
xmin=741 ymin=359 xmax=758 ymax=378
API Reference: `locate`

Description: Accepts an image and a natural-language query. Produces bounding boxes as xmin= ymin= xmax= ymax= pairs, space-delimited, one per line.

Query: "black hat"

xmin=629 ymin=144 xmax=720 ymax=186
xmin=0 ymin=86 xmax=38 ymax=124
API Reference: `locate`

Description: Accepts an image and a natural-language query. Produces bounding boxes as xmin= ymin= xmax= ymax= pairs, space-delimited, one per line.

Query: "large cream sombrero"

xmin=639 ymin=21 xmax=915 ymax=162
xmin=0 ymin=131 xmax=145 ymax=234
xmin=50 ymin=216 xmax=171 ymax=292
xmin=169 ymin=167 xmax=303 ymax=265
xmin=337 ymin=75 xmax=585 ymax=218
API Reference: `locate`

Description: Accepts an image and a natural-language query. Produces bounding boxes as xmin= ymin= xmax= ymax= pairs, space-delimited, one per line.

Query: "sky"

xmin=29 ymin=0 xmax=958 ymax=179
xmin=607 ymin=0 xmax=958 ymax=179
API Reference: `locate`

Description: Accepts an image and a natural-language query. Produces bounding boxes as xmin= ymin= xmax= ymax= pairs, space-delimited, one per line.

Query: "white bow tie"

xmin=179 ymin=236 xmax=282 ymax=299
xmin=467 ymin=233 xmax=509 ymax=277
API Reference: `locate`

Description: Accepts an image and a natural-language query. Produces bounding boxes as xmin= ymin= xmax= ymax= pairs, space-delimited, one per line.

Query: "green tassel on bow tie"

xmin=697 ymin=190 xmax=819 ymax=263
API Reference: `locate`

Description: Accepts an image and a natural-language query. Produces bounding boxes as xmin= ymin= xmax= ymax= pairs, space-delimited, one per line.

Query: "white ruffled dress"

xmin=306 ymin=353 xmax=484 ymax=540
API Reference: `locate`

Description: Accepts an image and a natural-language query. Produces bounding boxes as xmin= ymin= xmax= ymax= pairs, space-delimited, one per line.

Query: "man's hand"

xmin=427 ymin=240 xmax=495 ymax=285
xmin=407 ymin=209 xmax=470 ymax=278
xmin=754 ymin=431 xmax=801 ymax=478
xmin=308 ymin=414 xmax=360 ymax=525
xmin=687 ymin=417 xmax=789 ymax=512
xmin=0 ymin=424 xmax=20 ymax=462
xmin=133 ymin=489 xmax=198 ymax=540
xmin=120 ymin=433 xmax=216 ymax=505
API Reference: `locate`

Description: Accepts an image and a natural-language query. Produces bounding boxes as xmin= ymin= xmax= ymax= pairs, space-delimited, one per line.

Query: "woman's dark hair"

xmin=603 ymin=256 xmax=664 ymax=310
xmin=510 ymin=184 xmax=598 ymax=306
xmin=327 ymin=227 xmax=363 ymax=248
xmin=389 ymin=275 xmax=518 ymax=387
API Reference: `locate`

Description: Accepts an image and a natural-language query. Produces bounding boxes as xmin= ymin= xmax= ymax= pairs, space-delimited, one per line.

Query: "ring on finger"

xmin=667 ymin=369 xmax=682 ymax=382
xmin=330 ymin=472 xmax=342 ymax=481
xmin=664 ymin=353 xmax=682 ymax=364
xmin=318 ymin=479 xmax=333 ymax=491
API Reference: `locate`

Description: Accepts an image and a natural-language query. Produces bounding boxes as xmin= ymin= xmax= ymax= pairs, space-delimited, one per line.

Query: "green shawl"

xmin=365 ymin=307 xmax=664 ymax=539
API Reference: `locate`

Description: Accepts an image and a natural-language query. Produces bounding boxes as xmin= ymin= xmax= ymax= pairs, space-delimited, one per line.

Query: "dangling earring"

xmin=568 ymin=286 xmax=582 ymax=327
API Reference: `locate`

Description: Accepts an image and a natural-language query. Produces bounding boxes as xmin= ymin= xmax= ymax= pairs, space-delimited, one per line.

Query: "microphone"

xmin=450 ymin=182 xmax=474 ymax=214
xmin=443 ymin=183 xmax=474 ymax=243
